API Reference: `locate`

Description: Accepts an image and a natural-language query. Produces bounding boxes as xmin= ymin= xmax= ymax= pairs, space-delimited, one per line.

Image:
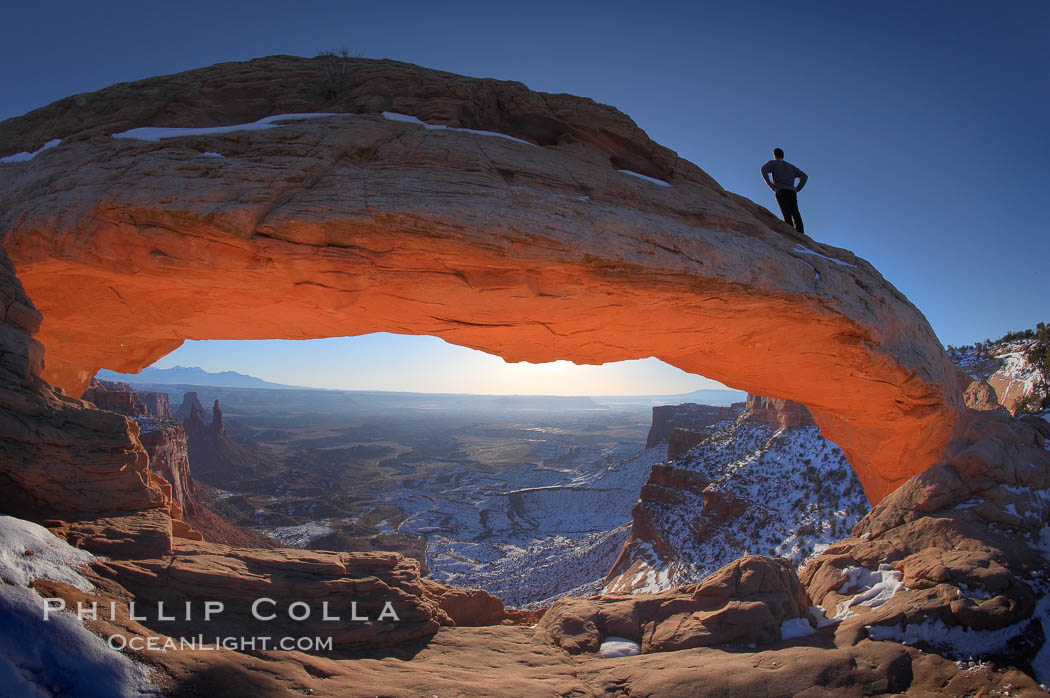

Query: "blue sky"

xmin=2 ymin=1 xmax=1046 ymax=394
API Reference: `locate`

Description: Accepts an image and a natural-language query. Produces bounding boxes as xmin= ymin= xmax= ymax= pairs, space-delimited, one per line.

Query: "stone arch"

xmin=0 ymin=56 xmax=963 ymax=504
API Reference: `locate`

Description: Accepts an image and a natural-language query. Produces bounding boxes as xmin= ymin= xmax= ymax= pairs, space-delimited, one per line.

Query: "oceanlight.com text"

xmin=107 ymin=634 xmax=335 ymax=652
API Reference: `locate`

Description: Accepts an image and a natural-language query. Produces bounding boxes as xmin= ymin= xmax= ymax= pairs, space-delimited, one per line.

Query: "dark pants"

xmin=775 ymin=189 xmax=804 ymax=233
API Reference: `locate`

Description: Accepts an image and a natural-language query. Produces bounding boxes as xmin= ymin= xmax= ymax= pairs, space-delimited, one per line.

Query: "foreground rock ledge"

xmin=0 ymin=57 xmax=961 ymax=500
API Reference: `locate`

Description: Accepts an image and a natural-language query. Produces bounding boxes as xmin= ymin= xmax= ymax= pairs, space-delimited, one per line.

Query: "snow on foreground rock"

xmin=0 ymin=513 xmax=96 ymax=591
xmin=599 ymin=636 xmax=641 ymax=658
xmin=780 ymin=617 xmax=815 ymax=640
xmin=798 ymin=408 xmax=1050 ymax=690
xmin=605 ymin=420 xmax=869 ymax=593
xmin=832 ymin=563 xmax=906 ymax=620
xmin=867 ymin=593 xmax=1050 ymax=687
xmin=0 ymin=514 xmax=157 ymax=697
xmin=950 ymin=332 xmax=1049 ymax=415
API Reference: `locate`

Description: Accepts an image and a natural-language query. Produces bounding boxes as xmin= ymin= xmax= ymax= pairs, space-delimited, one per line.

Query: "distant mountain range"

xmin=590 ymin=389 xmax=747 ymax=407
xmin=96 ymin=366 xmax=747 ymax=405
xmin=96 ymin=366 xmax=304 ymax=390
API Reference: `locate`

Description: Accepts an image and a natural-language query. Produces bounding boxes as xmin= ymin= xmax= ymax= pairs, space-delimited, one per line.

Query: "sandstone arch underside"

xmin=0 ymin=57 xmax=963 ymax=503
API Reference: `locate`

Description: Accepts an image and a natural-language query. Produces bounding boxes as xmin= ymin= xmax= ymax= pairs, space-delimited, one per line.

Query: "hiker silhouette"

xmin=761 ymin=148 xmax=807 ymax=233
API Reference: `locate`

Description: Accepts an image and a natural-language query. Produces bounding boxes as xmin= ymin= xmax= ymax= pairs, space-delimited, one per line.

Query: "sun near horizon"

xmin=144 ymin=334 xmax=735 ymax=396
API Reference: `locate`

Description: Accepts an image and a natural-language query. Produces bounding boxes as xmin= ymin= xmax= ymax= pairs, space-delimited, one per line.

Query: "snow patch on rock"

xmin=382 ymin=111 xmax=535 ymax=146
xmin=834 ymin=564 xmax=905 ymax=620
xmin=112 ymin=113 xmax=342 ymax=141
xmin=0 ymin=139 xmax=61 ymax=163
xmin=809 ymin=605 xmax=837 ymax=628
xmin=792 ymin=246 xmax=855 ymax=267
xmin=605 ymin=422 xmax=868 ymax=594
xmin=0 ymin=585 xmax=158 ymax=697
xmin=0 ymin=514 xmax=157 ymax=697
xmin=262 ymin=521 xmax=335 ymax=548
xmin=600 ymin=636 xmax=641 ymax=658
xmin=0 ymin=514 xmax=96 ymax=591
xmin=867 ymin=595 xmax=1048 ymax=680
xmin=780 ymin=617 xmax=815 ymax=640
xmin=617 ymin=170 xmax=671 ymax=187
xmin=420 ymin=444 xmax=665 ymax=607
xmin=1037 ymin=526 xmax=1050 ymax=564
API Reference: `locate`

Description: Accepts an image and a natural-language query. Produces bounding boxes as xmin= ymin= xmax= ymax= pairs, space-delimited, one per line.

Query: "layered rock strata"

xmin=138 ymin=425 xmax=198 ymax=518
xmin=174 ymin=391 xmax=205 ymax=422
xmin=667 ymin=427 xmax=709 ymax=460
xmin=606 ymin=397 xmax=868 ymax=594
xmin=83 ymin=379 xmax=173 ymax=420
xmin=29 ymin=525 xmax=1047 ymax=696
xmin=741 ymin=393 xmax=815 ymax=428
xmin=645 ymin=403 xmax=739 ymax=448
xmin=0 ymin=248 xmax=168 ymax=524
xmin=83 ymin=380 xmax=200 ymax=518
xmin=91 ymin=540 xmax=492 ymax=648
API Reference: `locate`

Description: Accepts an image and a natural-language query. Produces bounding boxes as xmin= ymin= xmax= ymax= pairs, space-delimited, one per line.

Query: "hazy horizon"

xmin=127 ymin=334 xmax=742 ymax=397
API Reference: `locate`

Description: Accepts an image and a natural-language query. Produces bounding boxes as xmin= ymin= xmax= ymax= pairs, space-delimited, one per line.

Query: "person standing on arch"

xmin=761 ymin=147 xmax=807 ymax=233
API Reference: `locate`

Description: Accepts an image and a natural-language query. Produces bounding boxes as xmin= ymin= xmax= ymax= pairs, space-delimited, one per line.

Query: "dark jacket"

xmin=761 ymin=159 xmax=808 ymax=192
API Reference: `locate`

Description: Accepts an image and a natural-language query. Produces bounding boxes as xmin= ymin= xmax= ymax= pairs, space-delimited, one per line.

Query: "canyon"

xmin=1 ymin=56 xmax=1049 ymax=696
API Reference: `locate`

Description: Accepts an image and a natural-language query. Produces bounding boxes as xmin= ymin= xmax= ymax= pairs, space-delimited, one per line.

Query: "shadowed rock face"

xmin=742 ymin=394 xmax=816 ymax=428
xmin=83 ymin=380 xmax=199 ymax=518
xmin=645 ymin=403 xmax=738 ymax=449
xmin=0 ymin=56 xmax=962 ymax=502
xmin=0 ymin=247 xmax=169 ymax=522
xmin=538 ymin=556 xmax=810 ymax=653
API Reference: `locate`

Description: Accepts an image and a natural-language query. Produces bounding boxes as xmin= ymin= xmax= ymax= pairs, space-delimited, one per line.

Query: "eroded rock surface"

xmin=645 ymin=403 xmax=740 ymax=448
xmin=801 ymin=409 xmax=1050 ymax=671
xmin=182 ymin=396 xmax=262 ymax=488
xmin=90 ymin=539 xmax=477 ymax=647
xmin=742 ymin=393 xmax=816 ymax=428
xmin=0 ymin=247 xmax=168 ymax=523
xmin=82 ymin=379 xmax=172 ymax=421
xmin=538 ymin=556 xmax=810 ymax=653
xmin=0 ymin=55 xmax=964 ymax=501
xmin=83 ymin=380 xmax=200 ymax=519
xmin=964 ymin=376 xmax=1008 ymax=412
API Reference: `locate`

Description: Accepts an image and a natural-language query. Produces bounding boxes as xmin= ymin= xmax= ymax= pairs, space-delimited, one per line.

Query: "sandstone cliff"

xmin=950 ymin=328 xmax=1050 ymax=415
xmin=0 ymin=249 xmax=169 ymax=526
xmin=174 ymin=390 xmax=205 ymax=422
xmin=606 ymin=397 xmax=868 ymax=594
xmin=67 ymin=379 xmax=278 ymax=548
xmin=644 ymin=402 xmax=740 ymax=448
xmin=82 ymin=379 xmax=168 ymax=420
xmin=182 ymin=395 xmax=263 ymax=488
xmin=83 ymin=380 xmax=199 ymax=516
xmin=740 ymin=393 xmax=815 ymax=428
xmin=799 ymin=409 xmax=1050 ymax=680
xmin=543 ymin=556 xmax=811 ymax=653
xmin=0 ymin=246 xmax=510 ymax=659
